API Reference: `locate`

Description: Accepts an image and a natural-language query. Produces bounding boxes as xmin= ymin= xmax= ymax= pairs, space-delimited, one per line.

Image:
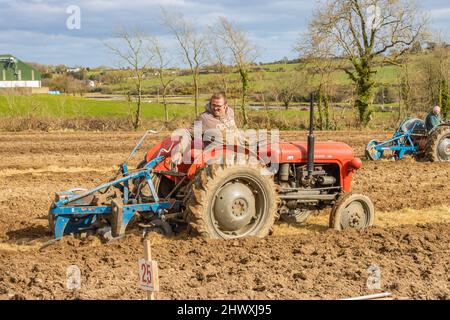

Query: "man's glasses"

xmin=211 ymin=103 xmax=226 ymax=109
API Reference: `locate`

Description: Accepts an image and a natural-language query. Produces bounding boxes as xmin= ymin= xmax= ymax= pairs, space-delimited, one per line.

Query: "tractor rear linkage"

xmin=48 ymin=130 xmax=183 ymax=240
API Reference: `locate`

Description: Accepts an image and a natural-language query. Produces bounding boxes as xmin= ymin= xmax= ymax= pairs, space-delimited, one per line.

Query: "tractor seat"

xmin=401 ymin=118 xmax=427 ymax=135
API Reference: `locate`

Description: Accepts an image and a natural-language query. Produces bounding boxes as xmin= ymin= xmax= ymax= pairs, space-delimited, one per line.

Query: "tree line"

xmin=38 ymin=1 xmax=450 ymax=129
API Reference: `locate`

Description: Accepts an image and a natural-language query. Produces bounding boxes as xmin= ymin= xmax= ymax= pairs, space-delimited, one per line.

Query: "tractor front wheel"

xmin=184 ymin=161 xmax=279 ymax=239
xmin=329 ymin=193 xmax=374 ymax=231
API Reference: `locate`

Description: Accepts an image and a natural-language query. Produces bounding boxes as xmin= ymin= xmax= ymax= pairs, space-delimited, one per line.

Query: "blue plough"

xmin=48 ymin=130 xmax=183 ymax=240
xmin=365 ymin=118 xmax=427 ymax=160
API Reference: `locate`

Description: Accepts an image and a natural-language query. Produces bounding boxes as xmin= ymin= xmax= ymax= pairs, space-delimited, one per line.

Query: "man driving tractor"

xmin=171 ymin=92 xmax=243 ymax=166
xmin=425 ymin=106 xmax=441 ymax=132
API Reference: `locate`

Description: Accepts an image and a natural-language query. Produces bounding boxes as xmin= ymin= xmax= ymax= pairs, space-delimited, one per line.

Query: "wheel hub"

xmin=437 ymin=137 xmax=450 ymax=161
xmin=342 ymin=202 xmax=366 ymax=229
xmin=231 ymin=199 xmax=248 ymax=217
xmin=213 ymin=181 xmax=256 ymax=231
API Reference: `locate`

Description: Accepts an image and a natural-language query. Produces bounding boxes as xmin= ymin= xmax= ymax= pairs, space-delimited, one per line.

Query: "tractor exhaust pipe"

xmin=307 ymin=92 xmax=315 ymax=179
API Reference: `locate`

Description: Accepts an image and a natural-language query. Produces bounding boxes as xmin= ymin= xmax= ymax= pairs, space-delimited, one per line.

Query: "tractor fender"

xmin=144 ymin=138 xmax=266 ymax=181
xmin=144 ymin=136 xmax=181 ymax=175
xmin=145 ymin=136 xmax=179 ymax=164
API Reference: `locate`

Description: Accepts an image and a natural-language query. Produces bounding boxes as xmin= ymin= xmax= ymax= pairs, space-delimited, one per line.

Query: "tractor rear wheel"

xmin=184 ymin=160 xmax=279 ymax=239
xmin=424 ymin=126 xmax=450 ymax=162
xmin=329 ymin=193 xmax=374 ymax=231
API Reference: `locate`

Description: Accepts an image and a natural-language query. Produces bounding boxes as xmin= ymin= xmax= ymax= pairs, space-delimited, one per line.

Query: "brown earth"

xmin=0 ymin=131 xmax=449 ymax=300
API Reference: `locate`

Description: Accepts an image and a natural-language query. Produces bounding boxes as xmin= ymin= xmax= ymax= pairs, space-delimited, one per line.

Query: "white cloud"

xmin=429 ymin=7 xmax=450 ymax=19
xmin=0 ymin=30 xmax=105 ymax=66
xmin=0 ymin=0 xmax=448 ymax=66
xmin=76 ymin=0 xmax=191 ymax=12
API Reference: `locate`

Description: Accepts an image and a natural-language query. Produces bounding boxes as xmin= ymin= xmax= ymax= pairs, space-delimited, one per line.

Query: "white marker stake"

xmin=139 ymin=239 xmax=159 ymax=300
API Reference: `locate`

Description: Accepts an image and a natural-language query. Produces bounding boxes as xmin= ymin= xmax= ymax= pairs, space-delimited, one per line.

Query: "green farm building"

xmin=0 ymin=54 xmax=41 ymax=88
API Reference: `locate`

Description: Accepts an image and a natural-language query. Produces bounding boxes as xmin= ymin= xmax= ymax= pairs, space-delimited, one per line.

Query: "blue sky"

xmin=0 ymin=0 xmax=449 ymax=68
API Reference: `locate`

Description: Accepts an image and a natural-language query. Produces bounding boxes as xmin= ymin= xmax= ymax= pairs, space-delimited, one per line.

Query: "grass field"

xmin=0 ymin=94 xmax=193 ymax=119
xmin=101 ymin=53 xmax=431 ymax=94
xmin=0 ymin=93 xmax=401 ymax=131
xmin=105 ymin=63 xmax=402 ymax=93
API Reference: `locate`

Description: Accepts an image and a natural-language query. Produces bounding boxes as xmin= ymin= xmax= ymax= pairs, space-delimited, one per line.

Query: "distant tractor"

xmin=366 ymin=118 xmax=450 ymax=162
xmin=48 ymin=96 xmax=374 ymax=241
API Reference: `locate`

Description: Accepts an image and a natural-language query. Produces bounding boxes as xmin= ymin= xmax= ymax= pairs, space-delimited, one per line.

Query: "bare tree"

xmin=149 ymin=37 xmax=177 ymax=123
xmin=298 ymin=32 xmax=340 ymax=129
xmin=274 ymin=69 xmax=307 ymax=110
xmin=207 ymin=29 xmax=232 ymax=94
xmin=67 ymin=77 xmax=88 ymax=97
xmin=98 ymin=70 xmax=128 ymax=85
xmin=418 ymin=35 xmax=449 ymax=118
xmin=397 ymin=56 xmax=413 ymax=119
xmin=104 ymin=27 xmax=153 ymax=129
xmin=299 ymin=0 xmax=427 ymax=126
xmin=212 ymin=17 xmax=258 ymax=127
xmin=162 ymin=9 xmax=207 ymax=116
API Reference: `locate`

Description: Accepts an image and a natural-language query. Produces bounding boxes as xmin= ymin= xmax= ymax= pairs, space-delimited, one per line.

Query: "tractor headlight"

xmin=350 ymin=158 xmax=362 ymax=170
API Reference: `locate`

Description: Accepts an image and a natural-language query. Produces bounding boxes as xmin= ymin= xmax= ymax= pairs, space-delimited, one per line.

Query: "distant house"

xmin=67 ymin=67 xmax=81 ymax=73
xmin=199 ymin=69 xmax=218 ymax=75
xmin=0 ymin=54 xmax=41 ymax=88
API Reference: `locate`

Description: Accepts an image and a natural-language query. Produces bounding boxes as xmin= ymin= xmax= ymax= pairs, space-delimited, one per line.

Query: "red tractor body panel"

xmin=258 ymin=141 xmax=354 ymax=162
xmin=258 ymin=141 xmax=361 ymax=192
xmin=145 ymin=138 xmax=361 ymax=193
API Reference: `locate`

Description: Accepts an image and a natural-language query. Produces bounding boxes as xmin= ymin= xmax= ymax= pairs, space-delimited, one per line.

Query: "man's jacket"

xmin=425 ymin=112 xmax=441 ymax=132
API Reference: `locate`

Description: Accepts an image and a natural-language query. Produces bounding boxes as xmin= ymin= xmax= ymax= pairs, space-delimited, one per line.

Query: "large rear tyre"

xmin=184 ymin=160 xmax=279 ymax=239
xmin=425 ymin=126 xmax=450 ymax=162
xmin=329 ymin=193 xmax=374 ymax=231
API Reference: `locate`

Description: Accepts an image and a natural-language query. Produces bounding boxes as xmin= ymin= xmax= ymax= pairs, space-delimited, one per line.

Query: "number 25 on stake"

xmin=138 ymin=259 xmax=158 ymax=291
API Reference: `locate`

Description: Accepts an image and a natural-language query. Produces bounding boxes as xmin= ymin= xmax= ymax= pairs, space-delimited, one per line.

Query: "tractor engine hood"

xmin=259 ymin=141 xmax=358 ymax=166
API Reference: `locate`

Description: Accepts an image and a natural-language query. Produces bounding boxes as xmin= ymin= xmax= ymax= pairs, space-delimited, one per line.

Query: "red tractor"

xmin=134 ymin=98 xmax=374 ymax=239
xmin=49 ymin=97 xmax=374 ymax=240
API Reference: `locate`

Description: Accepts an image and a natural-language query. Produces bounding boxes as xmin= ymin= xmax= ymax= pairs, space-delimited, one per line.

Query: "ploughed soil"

xmin=0 ymin=131 xmax=449 ymax=300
